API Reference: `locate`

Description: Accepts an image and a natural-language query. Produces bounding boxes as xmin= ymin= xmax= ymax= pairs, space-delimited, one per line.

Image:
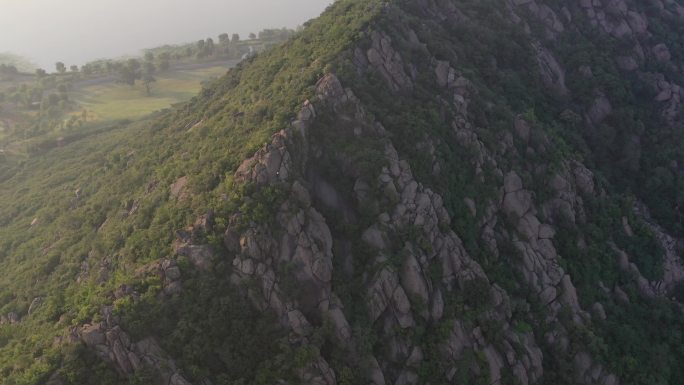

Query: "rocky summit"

xmin=2 ymin=0 xmax=684 ymax=384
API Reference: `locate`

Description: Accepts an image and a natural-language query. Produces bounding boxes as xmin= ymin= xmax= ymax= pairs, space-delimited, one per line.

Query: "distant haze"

xmin=0 ymin=0 xmax=332 ymax=70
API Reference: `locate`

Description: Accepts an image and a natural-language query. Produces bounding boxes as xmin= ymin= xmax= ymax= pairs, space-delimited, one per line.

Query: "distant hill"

xmin=0 ymin=53 xmax=36 ymax=72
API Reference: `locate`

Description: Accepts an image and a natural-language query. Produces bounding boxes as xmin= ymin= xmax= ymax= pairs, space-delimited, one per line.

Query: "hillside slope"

xmin=2 ymin=0 xmax=684 ymax=384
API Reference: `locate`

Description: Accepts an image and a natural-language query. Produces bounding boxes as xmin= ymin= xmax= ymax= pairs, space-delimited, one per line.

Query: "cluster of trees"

xmin=116 ymin=56 xmax=157 ymax=95
xmin=14 ymin=27 xmax=298 ymax=87
xmin=183 ymin=33 xmax=245 ymax=60
xmin=148 ymin=28 xmax=296 ymax=63
xmin=0 ymin=79 xmax=71 ymax=109
xmin=0 ymin=67 xmax=88 ymax=136
xmin=0 ymin=64 xmax=19 ymax=75
xmin=257 ymin=28 xmax=297 ymax=41
xmin=0 ymin=25 xmax=303 ymax=151
xmin=54 ymin=62 xmax=80 ymax=74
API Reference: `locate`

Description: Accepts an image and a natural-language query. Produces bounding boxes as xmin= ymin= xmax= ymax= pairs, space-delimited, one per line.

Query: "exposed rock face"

xmin=507 ymin=0 xmax=684 ymax=131
xmin=616 ymin=56 xmax=639 ymax=71
xmin=70 ymin=256 xmax=193 ymax=383
xmin=536 ymin=46 xmax=568 ymax=95
xmin=135 ymin=258 xmax=184 ymax=296
xmin=509 ymin=0 xmax=565 ymax=38
xmin=28 ymin=297 xmax=42 ymax=315
xmin=71 ymin=1 xmax=684 ymax=384
xmin=170 ymin=176 xmax=189 ymax=201
xmin=632 ymin=203 xmax=684 ymax=294
xmin=364 ymin=31 xmax=414 ymax=92
xmin=587 ymin=92 xmax=613 ymax=125
xmin=653 ymin=43 xmax=672 ymax=63
xmin=7 ymin=312 xmax=20 ymax=324
xmin=215 ymin=68 xmax=634 ymax=384
xmin=77 ymin=307 xmax=193 ymax=385
xmin=503 ymin=0 xmax=684 ymax=306
xmin=235 ymin=129 xmax=292 ymax=185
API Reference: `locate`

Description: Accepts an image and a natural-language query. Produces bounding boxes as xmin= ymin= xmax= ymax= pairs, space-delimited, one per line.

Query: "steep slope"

xmin=3 ymin=0 xmax=684 ymax=385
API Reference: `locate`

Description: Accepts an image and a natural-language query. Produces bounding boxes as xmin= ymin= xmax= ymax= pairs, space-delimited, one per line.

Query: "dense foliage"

xmin=0 ymin=1 xmax=384 ymax=383
xmin=2 ymin=0 xmax=684 ymax=384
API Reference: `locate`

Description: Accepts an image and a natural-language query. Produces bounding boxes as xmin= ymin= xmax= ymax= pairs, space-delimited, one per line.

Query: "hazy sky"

xmin=0 ymin=0 xmax=332 ymax=70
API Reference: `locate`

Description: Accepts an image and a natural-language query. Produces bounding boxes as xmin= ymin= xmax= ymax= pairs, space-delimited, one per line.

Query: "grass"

xmin=71 ymin=65 xmax=232 ymax=122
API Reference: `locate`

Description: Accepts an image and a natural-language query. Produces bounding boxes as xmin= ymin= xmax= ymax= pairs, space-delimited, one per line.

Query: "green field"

xmin=0 ymin=62 xmax=236 ymax=160
xmin=72 ymin=64 xmax=233 ymax=122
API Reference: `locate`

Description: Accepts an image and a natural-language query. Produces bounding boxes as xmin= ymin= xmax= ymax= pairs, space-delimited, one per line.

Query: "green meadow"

xmin=72 ymin=64 xmax=232 ymax=122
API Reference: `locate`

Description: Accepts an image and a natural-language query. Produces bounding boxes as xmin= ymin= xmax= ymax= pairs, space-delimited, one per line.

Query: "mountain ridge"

xmin=3 ymin=0 xmax=684 ymax=384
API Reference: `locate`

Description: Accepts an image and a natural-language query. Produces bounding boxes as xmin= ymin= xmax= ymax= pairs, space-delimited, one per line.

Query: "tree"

xmin=159 ymin=59 xmax=170 ymax=71
xmin=196 ymin=39 xmax=208 ymax=59
xmin=144 ymin=51 xmax=154 ymax=62
xmin=206 ymin=38 xmax=215 ymax=55
xmin=232 ymin=34 xmax=240 ymax=43
xmin=55 ymin=62 xmax=66 ymax=74
xmin=249 ymin=32 xmax=257 ymax=40
xmin=197 ymin=38 xmax=215 ymax=59
xmin=118 ymin=59 xmax=141 ymax=86
xmin=219 ymin=33 xmax=230 ymax=44
xmin=0 ymin=64 xmax=11 ymax=74
xmin=46 ymin=93 xmax=60 ymax=107
xmin=70 ymin=65 xmax=79 ymax=73
xmin=142 ymin=62 xmax=156 ymax=96
xmin=35 ymin=68 xmax=47 ymax=78
xmin=127 ymin=58 xmax=141 ymax=72
xmin=158 ymin=52 xmax=170 ymax=71
xmin=57 ymin=84 xmax=69 ymax=100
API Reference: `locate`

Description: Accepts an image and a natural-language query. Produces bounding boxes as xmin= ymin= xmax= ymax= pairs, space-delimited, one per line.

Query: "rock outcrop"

xmin=77 ymin=307 xmax=194 ymax=385
xmin=214 ymin=67 xmax=630 ymax=384
xmin=363 ymin=31 xmax=414 ymax=92
xmin=63 ymin=1 xmax=684 ymax=384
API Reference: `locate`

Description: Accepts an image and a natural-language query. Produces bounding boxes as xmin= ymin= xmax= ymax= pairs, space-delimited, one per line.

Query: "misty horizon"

xmin=0 ymin=0 xmax=332 ymax=70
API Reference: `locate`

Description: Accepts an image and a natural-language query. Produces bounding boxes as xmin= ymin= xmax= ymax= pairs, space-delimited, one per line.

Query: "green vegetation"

xmin=331 ymin=1 xmax=684 ymax=384
xmin=2 ymin=0 xmax=684 ymax=384
xmin=117 ymin=270 xmax=293 ymax=384
xmin=0 ymin=1 xmax=385 ymax=383
xmin=143 ymin=28 xmax=294 ymax=65
xmin=0 ymin=26 xmax=300 ymax=157
xmin=72 ymin=65 xmax=230 ymax=122
xmin=0 ymin=53 xmax=36 ymax=72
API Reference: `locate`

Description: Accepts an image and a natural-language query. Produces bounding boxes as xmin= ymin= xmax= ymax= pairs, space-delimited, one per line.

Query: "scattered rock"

xmin=175 ymin=244 xmax=214 ymax=271
xmin=653 ymin=43 xmax=672 ymax=62
xmin=588 ymin=92 xmax=612 ymax=125
xmin=537 ymin=47 xmax=568 ymax=95
xmin=362 ymin=225 xmax=387 ymax=250
xmin=27 ymin=297 xmax=42 ymax=315
xmin=80 ymin=323 xmax=106 ymax=346
xmin=6 ymin=312 xmax=19 ymax=324
xmin=170 ymin=176 xmax=189 ymax=200
xmin=616 ymin=56 xmax=638 ymax=71
xmin=592 ymin=302 xmax=607 ymax=320
xmin=366 ymin=31 xmax=413 ymax=91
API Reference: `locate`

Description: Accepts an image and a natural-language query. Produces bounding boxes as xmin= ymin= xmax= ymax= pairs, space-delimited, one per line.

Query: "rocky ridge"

xmin=66 ymin=0 xmax=684 ymax=384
